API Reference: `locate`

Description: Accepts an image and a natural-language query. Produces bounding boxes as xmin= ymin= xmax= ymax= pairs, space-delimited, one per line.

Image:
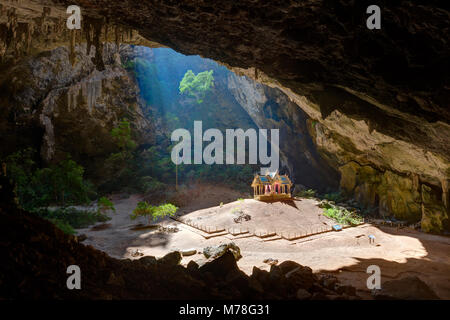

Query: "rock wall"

xmin=227 ymin=74 xmax=339 ymax=192
xmin=0 ymin=41 xmax=154 ymax=181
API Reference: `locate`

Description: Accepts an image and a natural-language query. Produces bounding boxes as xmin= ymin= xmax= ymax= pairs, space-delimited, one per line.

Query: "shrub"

xmin=34 ymin=207 xmax=110 ymax=233
xmin=110 ymin=119 xmax=137 ymax=151
xmin=139 ymin=176 xmax=166 ymax=194
xmin=323 ymin=207 xmax=363 ymax=226
xmin=98 ymin=197 xmax=115 ymax=214
xmin=322 ymin=191 xmax=345 ymax=203
xmin=47 ymin=218 xmax=75 ymax=235
xmin=2 ymin=149 xmax=93 ymax=209
xmin=296 ymin=189 xmax=316 ymax=198
xmin=130 ymin=201 xmax=178 ymax=225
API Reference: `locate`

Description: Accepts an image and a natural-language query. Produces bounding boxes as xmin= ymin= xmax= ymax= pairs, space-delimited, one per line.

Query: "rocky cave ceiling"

xmin=41 ymin=0 xmax=448 ymax=185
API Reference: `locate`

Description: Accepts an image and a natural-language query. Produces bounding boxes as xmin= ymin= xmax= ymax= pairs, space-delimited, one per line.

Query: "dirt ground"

xmin=76 ymin=184 xmax=450 ymax=299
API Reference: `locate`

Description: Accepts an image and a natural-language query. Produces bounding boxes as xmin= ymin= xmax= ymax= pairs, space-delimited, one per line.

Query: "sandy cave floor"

xmin=76 ymin=185 xmax=450 ymax=299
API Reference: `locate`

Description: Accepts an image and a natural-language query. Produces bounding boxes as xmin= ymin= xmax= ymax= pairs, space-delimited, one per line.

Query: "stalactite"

xmin=81 ymin=79 xmax=103 ymax=113
xmin=104 ymin=24 xmax=108 ymax=42
xmin=69 ymin=29 xmax=76 ymax=66
xmin=91 ymin=17 xmax=105 ymax=71
xmin=412 ymin=173 xmax=420 ymax=191
xmin=441 ymin=178 xmax=449 ymax=209
xmin=114 ymin=25 xmax=120 ymax=52
xmin=84 ymin=19 xmax=95 ymax=55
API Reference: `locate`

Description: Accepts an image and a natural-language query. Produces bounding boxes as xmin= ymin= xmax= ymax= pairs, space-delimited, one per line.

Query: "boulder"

xmin=139 ymin=255 xmax=157 ymax=266
xmin=335 ymin=284 xmax=357 ymax=296
xmin=203 ymin=242 xmax=241 ymax=260
xmin=322 ymin=276 xmax=338 ymax=290
xmin=181 ymin=248 xmax=197 ymax=256
xmin=263 ymin=258 xmax=278 ymax=266
xmin=158 ymin=251 xmax=182 ymax=266
xmin=199 ymin=250 xmax=239 ymax=277
xmin=250 ymin=267 xmax=270 ymax=288
xmin=296 ymin=288 xmax=312 ymax=300
xmin=269 ymin=265 xmax=283 ymax=281
xmin=186 ymin=260 xmax=199 ymax=272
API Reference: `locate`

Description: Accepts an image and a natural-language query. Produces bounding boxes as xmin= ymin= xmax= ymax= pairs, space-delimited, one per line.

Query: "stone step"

xmin=253 ymin=231 xmax=277 ymax=238
xmin=171 ymin=217 xmax=226 ymax=234
xmin=226 ymin=227 xmax=249 ymax=236
xmin=178 ymin=223 xmax=228 ymax=239
xmin=260 ymin=235 xmax=283 ymax=242
xmin=225 ymin=233 xmax=255 ymax=240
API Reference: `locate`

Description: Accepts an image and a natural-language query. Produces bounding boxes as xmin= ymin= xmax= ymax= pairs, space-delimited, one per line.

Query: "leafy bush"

xmin=102 ymin=119 xmax=140 ymax=192
xmin=296 ymin=189 xmax=317 ymax=198
xmin=98 ymin=197 xmax=115 ymax=214
xmin=2 ymin=148 xmax=94 ymax=209
xmin=323 ymin=207 xmax=363 ymax=226
xmin=47 ymin=218 xmax=75 ymax=235
xmin=139 ymin=176 xmax=166 ymax=194
xmin=322 ymin=191 xmax=345 ymax=203
xmin=38 ymin=157 xmax=93 ymax=205
xmin=110 ymin=119 xmax=137 ymax=151
xmin=34 ymin=207 xmax=110 ymax=233
xmin=130 ymin=201 xmax=178 ymax=225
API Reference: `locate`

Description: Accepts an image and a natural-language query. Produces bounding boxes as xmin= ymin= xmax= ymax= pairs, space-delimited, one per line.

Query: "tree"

xmin=34 ymin=156 xmax=92 ymax=206
xmin=2 ymin=149 xmax=93 ymax=208
xmin=110 ymin=119 xmax=137 ymax=152
xmin=105 ymin=119 xmax=138 ymax=181
xmin=179 ymin=70 xmax=214 ymax=103
xmin=130 ymin=201 xmax=178 ymax=225
xmin=97 ymin=197 xmax=115 ymax=215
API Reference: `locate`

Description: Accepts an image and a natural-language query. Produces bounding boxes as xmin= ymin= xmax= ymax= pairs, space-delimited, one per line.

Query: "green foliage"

xmin=34 ymin=207 xmax=110 ymax=232
xmin=139 ymin=176 xmax=166 ymax=193
xmin=322 ymin=191 xmax=345 ymax=203
xmin=130 ymin=201 xmax=178 ymax=225
xmin=98 ymin=197 xmax=115 ymax=214
xmin=47 ymin=218 xmax=75 ymax=235
xmin=110 ymin=119 xmax=137 ymax=151
xmin=42 ymin=157 xmax=92 ymax=205
xmin=179 ymin=70 xmax=214 ymax=103
xmin=153 ymin=203 xmax=178 ymax=220
xmin=130 ymin=201 xmax=153 ymax=221
xmin=296 ymin=189 xmax=317 ymax=198
xmin=2 ymin=148 xmax=94 ymax=209
xmin=323 ymin=207 xmax=363 ymax=226
xmin=103 ymin=120 xmax=139 ymax=191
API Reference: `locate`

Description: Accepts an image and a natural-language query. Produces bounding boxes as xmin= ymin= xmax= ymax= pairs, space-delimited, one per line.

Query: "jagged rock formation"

xmin=228 ymin=74 xmax=339 ymax=191
xmin=0 ymin=0 xmax=158 ymax=67
xmin=0 ymin=41 xmax=153 ymax=181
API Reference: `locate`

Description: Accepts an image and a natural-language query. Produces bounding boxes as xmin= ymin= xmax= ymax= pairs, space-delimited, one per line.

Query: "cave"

xmin=0 ymin=0 xmax=449 ymax=305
